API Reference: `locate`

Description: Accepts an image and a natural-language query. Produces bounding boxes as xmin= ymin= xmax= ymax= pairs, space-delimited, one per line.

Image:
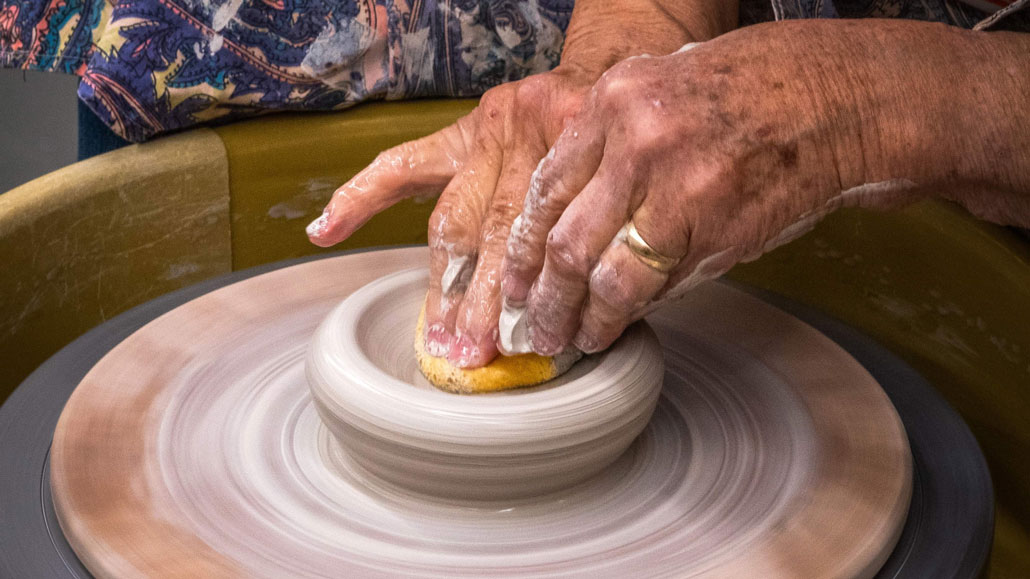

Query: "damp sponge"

xmin=414 ymin=304 xmax=581 ymax=394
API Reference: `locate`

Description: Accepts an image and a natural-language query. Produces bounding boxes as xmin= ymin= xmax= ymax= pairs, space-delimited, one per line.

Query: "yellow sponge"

xmin=414 ymin=304 xmax=580 ymax=394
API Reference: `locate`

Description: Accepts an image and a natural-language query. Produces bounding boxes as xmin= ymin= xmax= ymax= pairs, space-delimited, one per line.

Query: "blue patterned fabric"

xmin=760 ymin=0 xmax=1021 ymax=26
xmin=1 ymin=0 xmax=1024 ymax=142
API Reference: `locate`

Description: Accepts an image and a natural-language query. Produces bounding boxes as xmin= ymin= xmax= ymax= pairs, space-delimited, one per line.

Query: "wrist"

xmin=929 ymin=31 xmax=1030 ymax=223
xmin=810 ymin=21 xmax=1030 ymax=214
xmin=561 ymin=1 xmax=735 ymax=76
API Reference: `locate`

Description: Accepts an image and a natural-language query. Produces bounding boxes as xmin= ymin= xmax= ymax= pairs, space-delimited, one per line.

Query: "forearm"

xmin=797 ymin=20 xmax=1030 ymax=226
xmin=560 ymin=0 xmax=739 ymax=76
xmin=932 ymin=29 xmax=1030 ymax=226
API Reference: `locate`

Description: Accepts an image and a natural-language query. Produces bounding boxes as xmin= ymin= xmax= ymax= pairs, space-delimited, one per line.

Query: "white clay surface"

xmin=306 ymin=268 xmax=664 ymax=499
xmin=50 ymin=247 xmax=911 ymax=579
xmin=156 ymin=289 xmax=817 ymax=576
xmin=497 ymin=297 xmax=532 ymax=355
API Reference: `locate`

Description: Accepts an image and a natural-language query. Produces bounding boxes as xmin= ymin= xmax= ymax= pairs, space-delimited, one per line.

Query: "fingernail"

xmin=528 ymin=326 xmax=561 ymax=356
xmin=425 ymin=323 xmax=452 ymax=358
xmin=501 ymin=273 xmax=531 ymax=304
xmin=573 ymin=331 xmax=600 ymax=353
xmin=306 ymin=210 xmax=330 ymax=239
xmin=448 ymin=334 xmax=480 ymax=368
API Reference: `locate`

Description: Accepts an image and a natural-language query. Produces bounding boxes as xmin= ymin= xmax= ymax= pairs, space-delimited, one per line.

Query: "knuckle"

xmin=429 ymin=196 xmax=481 ymax=253
xmin=526 ymin=163 xmax=561 ymax=211
xmin=427 ymin=208 xmax=450 ymax=244
xmin=508 ymin=210 xmax=530 ymax=243
xmin=506 ymin=235 xmax=540 ymax=277
xmin=589 ymin=265 xmax=639 ymax=313
xmin=545 ymin=226 xmax=592 ymax=279
xmin=372 ymin=147 xmax=403 ymax=171
xmin=513 ymin=75 xmax=550 ymax=108
xmin=477 ymin=86 xmax=512 ymax=121
xmin=504 ymin=218 xmax=535 ymax=269
xmin=366 ymin=147 xmax=415 ymax=187
xmin=505 ymin=218 xmax=533 ymax=253
xmin=595 ymin=62 xmax=637 ymax=106
xmin=428 ymin=204 xmax=463 ymax=245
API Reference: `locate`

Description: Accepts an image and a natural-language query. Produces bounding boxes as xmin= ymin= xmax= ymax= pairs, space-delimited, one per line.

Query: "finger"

xmin=448 ymin=143 xmax=543 ymax=368
xmin=307 ymin=121 xmax=468 ymax=247
xmin=423 ymin=141 xmax=503 ymax=357
xmin=501 ymin=115 xmax=606 ymax=306
xmin=522 ymin=160 xmax=638 ymax=355
xmin=572 ymin=206 xmax=689 ymax=353
xmin=572 ymin=240 xmax=670 ymax=354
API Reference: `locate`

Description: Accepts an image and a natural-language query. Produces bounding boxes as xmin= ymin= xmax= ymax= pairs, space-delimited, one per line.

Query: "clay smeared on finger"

xmin=415 ymin=299 xmax=581 ymax=393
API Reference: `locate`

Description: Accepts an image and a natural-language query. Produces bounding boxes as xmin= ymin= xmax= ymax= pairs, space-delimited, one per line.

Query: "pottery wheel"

xmin=49 ymin=247 xmax=912 ymax=578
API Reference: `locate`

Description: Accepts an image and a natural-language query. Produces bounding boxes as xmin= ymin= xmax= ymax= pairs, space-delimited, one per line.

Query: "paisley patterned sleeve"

xmin=753 ymin=0 xmax=1029 ymax=28
xmin=2 ymin=0 xmax=573 ymax=141
xmin=2 ymin=0 xmax=1025 ymax=142
xmin=0 ymin=0 xmax=105 ymax=73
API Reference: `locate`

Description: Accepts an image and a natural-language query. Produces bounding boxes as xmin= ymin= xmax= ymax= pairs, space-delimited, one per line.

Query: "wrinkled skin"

xmin=307 ymin=0 xmax=730 ymax=368
xmin=311 ymin=18 xmax=1030 ymax=367
xmin=501 ymin=19 xmax=1030 ymax=356
xmin=501 ymin=30 xmax=872 ymax=356
xmin=307 ymin=66 xmax=594 ymax=367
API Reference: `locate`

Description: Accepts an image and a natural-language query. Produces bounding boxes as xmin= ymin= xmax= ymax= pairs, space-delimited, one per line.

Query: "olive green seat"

xmin=0 ymin=99 xmax=1026 ymax=576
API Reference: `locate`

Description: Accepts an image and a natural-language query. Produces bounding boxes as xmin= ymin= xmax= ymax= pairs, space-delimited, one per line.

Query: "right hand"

xmin=307 ymin=65 xmax=596 ymax=367
xmin=499 ymin=19 xmax=1024 ymax=357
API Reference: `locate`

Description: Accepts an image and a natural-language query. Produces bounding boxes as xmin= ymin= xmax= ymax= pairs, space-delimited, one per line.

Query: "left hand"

xmin=306 ymin=66 xmax=596 ymax=367
xmin=305 ymin=0 xmax=733 ymax=368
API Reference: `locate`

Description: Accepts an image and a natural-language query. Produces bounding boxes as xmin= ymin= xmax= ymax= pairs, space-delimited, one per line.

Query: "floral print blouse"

xmin=1 ymin=0 xmax=1026 ymax=142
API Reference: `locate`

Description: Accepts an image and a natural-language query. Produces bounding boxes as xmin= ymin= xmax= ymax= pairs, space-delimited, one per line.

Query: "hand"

xmin=307 ymin=66 xmax=594 ymax=367
xmin=306 ymin=0 xmax=745 ymax=368
xmin=499 ymin=20 xmax=964 ymax=356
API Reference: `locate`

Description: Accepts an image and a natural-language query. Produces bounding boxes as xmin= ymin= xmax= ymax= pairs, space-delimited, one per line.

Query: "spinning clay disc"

xmin=48 ymin=247 xmax=911 ymax=578
xmin=306 ymin=268 xmax=665 ymax=500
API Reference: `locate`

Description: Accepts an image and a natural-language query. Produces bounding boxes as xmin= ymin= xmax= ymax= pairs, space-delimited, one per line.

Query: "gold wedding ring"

xmin=622 ymin=221 xmax=679 ymax=273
